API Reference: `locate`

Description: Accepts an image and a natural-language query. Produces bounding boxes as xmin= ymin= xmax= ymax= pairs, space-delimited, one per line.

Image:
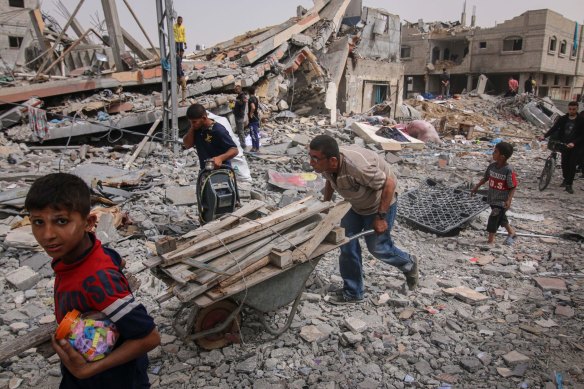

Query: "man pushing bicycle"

xmin=540 ymin=101 xmax=584 ymax=194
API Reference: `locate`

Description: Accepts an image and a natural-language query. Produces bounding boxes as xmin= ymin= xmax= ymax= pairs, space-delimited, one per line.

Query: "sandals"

xmin=503 ymin=235 xmax=517 ymax=246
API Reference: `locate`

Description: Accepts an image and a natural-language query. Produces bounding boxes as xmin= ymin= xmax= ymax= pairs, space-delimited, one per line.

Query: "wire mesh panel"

xmin=397 ymin=179 xmax=488 ymax=236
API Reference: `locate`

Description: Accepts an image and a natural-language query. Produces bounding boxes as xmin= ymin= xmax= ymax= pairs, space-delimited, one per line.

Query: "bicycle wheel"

xmin=538 ymin=156 xmax=555 ymax=191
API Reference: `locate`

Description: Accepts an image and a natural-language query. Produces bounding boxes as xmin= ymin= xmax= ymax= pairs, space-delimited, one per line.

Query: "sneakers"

xmin=566 ymin=185 xmax=574 ymax=194
xmin=404 ymin=255 xmax=419 ymax=291
xmin=328 ymin=293 xmax=364 ymax=305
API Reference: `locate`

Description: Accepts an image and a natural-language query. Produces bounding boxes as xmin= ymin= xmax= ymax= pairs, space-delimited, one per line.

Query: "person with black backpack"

xmin=247 ymin=87 xmax=261 ymax=152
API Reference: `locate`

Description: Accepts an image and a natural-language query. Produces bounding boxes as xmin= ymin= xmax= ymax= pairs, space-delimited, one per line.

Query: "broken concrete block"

xmin=6 ymin=266 xmax=41 ymax=291
xmin=443 ymin=286 xmax=489 ymax=305
xmin=533 ymin=277 xmax=567 ymax=291
xmin=291 ymin=134 xmax=310 ymax=147
xmin=344 ymin=317 xmax=368 ymax=333
xmin=502 ymin=350 xmax=530 ymax=366
xmin=555 ymin=305 xmax=574 ymax=317
xmin=9 ymin=322 xmax=29 ymax=333
xmin=211 ymin=79 xmax=223 ymax=89
xmin=341 ymin=331 xmax=363 ymax=345
xmin=291 ymin=33 xmax=314 ymax=46
xmin=190 ymin=81 xmax=212 ymax=96
xmin=481 ymin=265 xmax=517 ymax=278
xmin=399 ymin=308 xmax=415 ymax=320
xmin=203 ymin=70 xmax=218 ymax=79
xmin=277 ymin=100 xmax=289 ymax=111
xmin=165 ymin=186 xmax=196 ymax=206
xmin=299 ymin=325 xmax=328 ymax=343
xmin=221 ymin=75 xmax=235 ymax=86
xmin=4 ymin=226 xmax=39 ymax=249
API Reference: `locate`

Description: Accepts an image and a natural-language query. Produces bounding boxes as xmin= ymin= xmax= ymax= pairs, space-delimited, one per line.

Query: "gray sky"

xmin=44 ymin=1 xmax=584 ymax=49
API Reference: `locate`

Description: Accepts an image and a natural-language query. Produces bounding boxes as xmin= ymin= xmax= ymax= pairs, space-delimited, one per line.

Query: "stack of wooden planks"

xmin=144 ymin=197 xmax=351 ymax=305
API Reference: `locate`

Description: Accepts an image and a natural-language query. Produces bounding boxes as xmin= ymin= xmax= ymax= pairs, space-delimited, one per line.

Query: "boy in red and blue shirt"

xmin=25 ymin=173 xmax=160 ymax=388
xmin=471 ymin=142 xmax=518 ymax=245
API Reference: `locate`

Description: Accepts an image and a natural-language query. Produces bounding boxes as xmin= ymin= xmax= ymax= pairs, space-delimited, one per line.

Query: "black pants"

xmin=487 ymin=206 xmax=508 ymax=233
xmin=561 ymin=148 xmax=580 ymax=186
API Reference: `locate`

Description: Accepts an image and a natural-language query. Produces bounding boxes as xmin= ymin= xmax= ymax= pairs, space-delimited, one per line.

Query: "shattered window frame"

xmin=502 ymin=36 xmax=522 ymax=52
xmin=548 ymin=36 xmax=557 ymax=53
xmin=400 ymin=46 xmax=411 ymax=59
xmin=479 ymin=41 xmax=487 ymax=49
xmin=542 ymin=74 xmax=548 ymax=85
xmin=553 ymin=75 xmax=560 ymax=86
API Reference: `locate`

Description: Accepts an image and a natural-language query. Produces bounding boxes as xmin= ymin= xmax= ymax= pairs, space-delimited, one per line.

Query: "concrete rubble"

xmin=0 ymin=1 xmax=583 ymax=389
xmin=0 ymin=89 xmax=583 ymax=388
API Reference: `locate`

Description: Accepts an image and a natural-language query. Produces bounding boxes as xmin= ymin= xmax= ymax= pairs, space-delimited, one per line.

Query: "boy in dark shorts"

xmin=471 ymin=142 xmax=518 ymax=245
xmin=25 ymin=173 xmax=160 ymax=388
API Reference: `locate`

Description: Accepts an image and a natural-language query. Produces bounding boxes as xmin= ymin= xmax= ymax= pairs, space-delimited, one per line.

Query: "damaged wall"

xmin=402 ymin=9 xmax=584 ymax=98
xmin=0 ymin=0 xmax=37 ymax=67
xmin=359 ymin=7 xmax=400 ymax=61
xmin=341 ymin=59 xmax=404 ymax=114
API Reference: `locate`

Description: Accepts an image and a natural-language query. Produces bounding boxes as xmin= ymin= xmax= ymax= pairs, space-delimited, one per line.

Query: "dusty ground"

xmin=0 ymin=96 xmax=583 ymax=388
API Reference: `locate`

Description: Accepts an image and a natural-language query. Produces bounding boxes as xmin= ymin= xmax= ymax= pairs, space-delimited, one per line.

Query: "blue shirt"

xmin=194 ymin=120 xmax=237 ymax=167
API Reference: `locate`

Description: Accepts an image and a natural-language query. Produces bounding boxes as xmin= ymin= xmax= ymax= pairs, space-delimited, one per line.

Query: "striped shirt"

xmin=324 ymin=145 xmax=397 ymax=215
xmin=483 ymin=162 xmax=517 ymax=207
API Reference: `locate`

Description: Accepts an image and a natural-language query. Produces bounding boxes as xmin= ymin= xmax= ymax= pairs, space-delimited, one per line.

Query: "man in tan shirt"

xmin=309 ymin=135 xmax=418 ymax=304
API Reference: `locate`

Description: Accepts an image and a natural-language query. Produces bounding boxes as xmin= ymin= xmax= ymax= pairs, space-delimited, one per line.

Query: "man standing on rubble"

xmin=525 ymin=75 xmax=534 ymax=95
xmin=247 ymin=87 xmax=261 ymax=152
xmin=541 ymin=101 xmax=584 ymax=194
xmin=176 ymin=53 xmax=187 ymax=105
xmin=174 ymin=16 xmax=187 ymax=57
xmin=506 ymin=76 xmax=519 ymax=97
xmin=183 ymin=104 xmax=238 ymax=169
xmin=309 ymin=135 xmax=419 ymax=304
xmin=440 ymin=68 xmax=450 ymax=98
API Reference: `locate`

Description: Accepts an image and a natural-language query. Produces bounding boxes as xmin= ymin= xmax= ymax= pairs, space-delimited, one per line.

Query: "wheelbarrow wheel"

xmin=193 ymin=300 xmax=241 ymax=350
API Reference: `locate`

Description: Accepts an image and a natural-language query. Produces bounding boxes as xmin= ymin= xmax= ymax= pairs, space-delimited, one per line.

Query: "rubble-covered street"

xmin=0 ymin=93 xmax=583 ymax=389
xmin=1 ymin=0 xmax=583 ymax=388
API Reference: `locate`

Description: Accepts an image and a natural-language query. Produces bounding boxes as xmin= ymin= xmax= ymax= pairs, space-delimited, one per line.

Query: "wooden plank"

xmin=0 ymin=323 xmax=57 ymax=363
xmin=206 ymin=265 xmax=282 ymax=300
xmin=178 ymin=199 xmax=265 ymax=242
xmin=269 ymin=249 xmax=292 ymax=269
xmin=161 ymin=264 xmax=197 ymax=284
xmin=291 ymin=201 xmax=351 ymax=263
xmin=173 ymin=220 xmax=320 ymax=302
xmin=180 ymin=201 xmax=327 ymax=271
xmin=163 ymin=198 xmax=316 ymax=265
xmin=324 ymin=226 xmax=345 ymax=244
xmin=218 ymin=256 xmax=271 ymax=288
xmin=124 ymin=117 xmax=161 ymax=170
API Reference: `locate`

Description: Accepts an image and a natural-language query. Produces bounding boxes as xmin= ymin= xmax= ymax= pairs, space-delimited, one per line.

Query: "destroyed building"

xmin=0 ymin=0 xmax=404 ymax=142
xmin=401 ymin=7 xmax=584 ymax=103
xmin=0 ymin=0 xmax=37 ymax=67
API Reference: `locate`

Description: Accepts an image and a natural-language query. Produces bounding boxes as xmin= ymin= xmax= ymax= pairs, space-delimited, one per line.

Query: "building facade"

xmin=339 ymin=6 xmax=404 ymax=115
xmin=401 ymin=9 xmax=584 ymax=102
xmin=0 ymin=0 xmax=38 ymax=68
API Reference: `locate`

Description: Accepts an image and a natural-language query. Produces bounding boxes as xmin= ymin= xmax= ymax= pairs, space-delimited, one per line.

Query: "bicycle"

xmin=538 ymin=140 xmax=567 ymax=191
